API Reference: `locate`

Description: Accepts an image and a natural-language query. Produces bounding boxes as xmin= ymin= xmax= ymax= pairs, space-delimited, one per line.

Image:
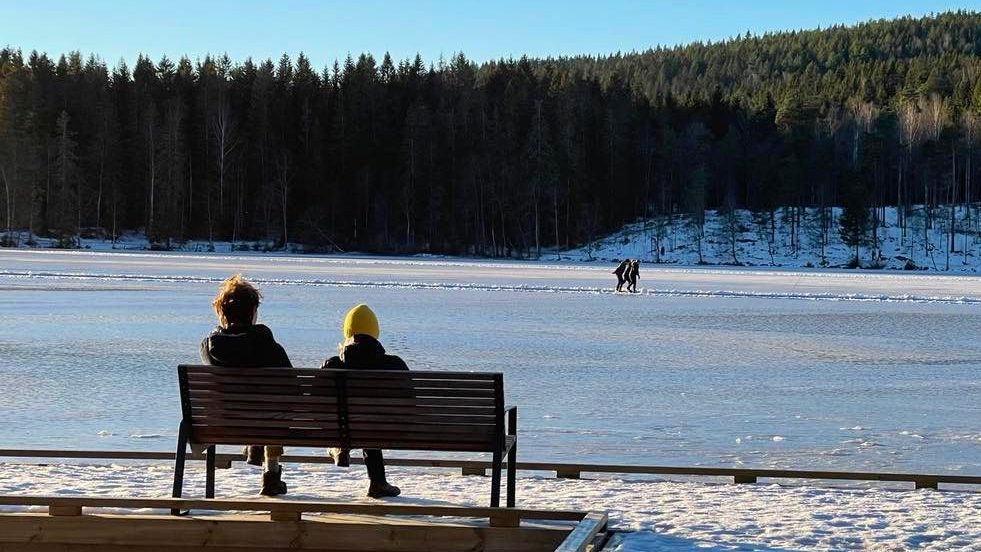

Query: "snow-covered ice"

xmin=0 ymin=249 xmax=978 ymax=474
xmin=0 ymin=248 xmax=978 ymax=549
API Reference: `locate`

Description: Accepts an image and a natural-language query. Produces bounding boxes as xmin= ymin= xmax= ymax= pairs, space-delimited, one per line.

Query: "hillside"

xmin=566 ymin=205 xmax=981 ymax=273
xmin=1 ymin=12 xmax=980 ymax=257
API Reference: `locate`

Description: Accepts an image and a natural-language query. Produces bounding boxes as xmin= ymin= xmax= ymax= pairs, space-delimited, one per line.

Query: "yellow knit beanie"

xmin=343 ymin=304 xmax=379 ymax=339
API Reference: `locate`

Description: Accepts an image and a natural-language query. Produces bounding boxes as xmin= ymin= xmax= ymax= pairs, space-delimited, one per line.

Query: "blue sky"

xmin=1 ymin=0 xmax=978 ymax=68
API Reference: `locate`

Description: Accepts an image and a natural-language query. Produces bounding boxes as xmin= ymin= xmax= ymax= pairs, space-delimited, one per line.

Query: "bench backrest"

xmin=178 ymin=365 xmax=505 ymax=452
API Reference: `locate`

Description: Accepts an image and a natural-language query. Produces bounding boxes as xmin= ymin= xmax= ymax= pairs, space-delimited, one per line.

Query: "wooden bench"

xmin=172 ymin=365 xmax=518 ymax=507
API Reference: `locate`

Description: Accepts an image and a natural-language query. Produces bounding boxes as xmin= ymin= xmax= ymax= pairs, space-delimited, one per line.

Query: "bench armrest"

xmin=504 ymin=405 xmax=517 ymax=436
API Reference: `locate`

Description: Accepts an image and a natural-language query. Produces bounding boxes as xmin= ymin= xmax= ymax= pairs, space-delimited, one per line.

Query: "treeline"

xmin=0 ymin=11 xmax=980 ymax=256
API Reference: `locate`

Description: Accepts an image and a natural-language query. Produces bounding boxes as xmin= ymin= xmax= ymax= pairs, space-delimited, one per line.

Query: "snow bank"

xmin=0 ymin=462 xmax=977 ymax=551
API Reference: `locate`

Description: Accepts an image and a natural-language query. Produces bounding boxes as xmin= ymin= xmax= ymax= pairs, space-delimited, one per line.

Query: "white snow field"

xmin=0 ymin=461 xmax=978 ymax=551
xmin=0 ymin=249 xmax=979 ymax=550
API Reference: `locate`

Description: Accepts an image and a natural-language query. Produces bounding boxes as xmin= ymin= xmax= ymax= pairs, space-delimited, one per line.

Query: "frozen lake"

xmin=0 ymin=249 xmax=979 ymax=475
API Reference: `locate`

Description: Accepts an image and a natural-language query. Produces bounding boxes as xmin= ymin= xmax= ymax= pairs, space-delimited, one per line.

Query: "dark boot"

xmin=260 ymin=467 xmax=288 ymax=496
xmin=367 ymin=481 xmax=401 ymax=499
xmin=365 ymin=449 xmax=400 ymax=498
xmin=243 ymin=445 xmax=265 ymax=467
xmin=328 ymin=447 xmax=351 ymax=467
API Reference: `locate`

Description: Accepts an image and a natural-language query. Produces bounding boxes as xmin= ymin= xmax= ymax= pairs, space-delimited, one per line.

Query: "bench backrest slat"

xmin=179 ymin=365 xmax=505 ymax=452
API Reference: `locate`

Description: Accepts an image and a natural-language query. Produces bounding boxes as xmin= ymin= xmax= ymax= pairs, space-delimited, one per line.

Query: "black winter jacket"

xmin=321 ymin=334 xmax=408 ymax=371
xmin=199 ymin=323 xmax=292 ymax=368
xmin=613 ymin=259 xmax=629 ymax=276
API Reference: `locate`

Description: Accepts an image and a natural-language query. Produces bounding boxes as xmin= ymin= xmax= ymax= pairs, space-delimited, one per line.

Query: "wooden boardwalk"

xmin=0 ymin=495 xmax=608 ymax=552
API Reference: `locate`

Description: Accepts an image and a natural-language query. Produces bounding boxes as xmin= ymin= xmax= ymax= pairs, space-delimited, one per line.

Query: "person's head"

xmin=342 ymin=304 xmax=380 ymax=341
xmin=212 ymin=274 xmax=262 ymax=328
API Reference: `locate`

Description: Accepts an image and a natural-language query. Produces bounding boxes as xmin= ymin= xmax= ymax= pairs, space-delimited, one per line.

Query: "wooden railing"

xmin=1 ymin=448 xmax=978 ymax=490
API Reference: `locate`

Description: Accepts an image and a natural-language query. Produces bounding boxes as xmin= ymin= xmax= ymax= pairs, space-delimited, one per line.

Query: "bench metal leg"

xmin=506 ymin=442 xmax=516 ymax=508
xmin=171 ymin=421 xmax=188 ymax=515
xmin=205 ymin=445 xmax=217 ymax=499
xmin=490 ymin=450 xmax=502 ymax=508
xmin=506 ymin=406 xmax=517 ymax=508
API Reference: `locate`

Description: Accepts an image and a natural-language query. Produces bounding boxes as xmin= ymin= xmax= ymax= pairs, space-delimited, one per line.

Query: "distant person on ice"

xmin=613 ymin=258 xmax=631 ymax=292
xmin=199 ymin=274 xmax=291 ymax=497
xmin=626 ymin=260 xmax=640 ymax=293
xmin=321 ymin=304 xmax=406 ymax=499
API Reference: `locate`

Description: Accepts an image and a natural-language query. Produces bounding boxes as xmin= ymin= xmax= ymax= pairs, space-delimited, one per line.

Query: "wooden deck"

xmin=0 ymin=496 xmax=608 ymax=552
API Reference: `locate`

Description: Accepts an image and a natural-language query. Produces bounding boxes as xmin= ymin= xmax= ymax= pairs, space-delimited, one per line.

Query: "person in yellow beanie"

xmin=322 ymin=304 xmax=407 ymax=498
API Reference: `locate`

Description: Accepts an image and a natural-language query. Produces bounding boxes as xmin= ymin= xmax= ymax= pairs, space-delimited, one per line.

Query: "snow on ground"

xmin=565 ymin=205 xmax=981 ymax=274
xmin=0 ymin=461 xmax=978 ymax=551
xmin=6 ymin=205 xmax=981 ymax=276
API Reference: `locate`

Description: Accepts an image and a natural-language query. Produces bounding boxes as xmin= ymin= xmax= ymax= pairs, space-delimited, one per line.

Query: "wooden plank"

xmin=0 ymin=496 xmax=587 ymax=521
xmin=553 ymin=512 xmax=608 ymax=552
xmin=346 ymin=397 xmax=495 ymax=407
xmin=188 ymin=383 xmax=339 ymax=395
xmin=348 ymin=413 xmax=497 ymax=424
xmin=488 ymin=510 xmax=520 ymax=528
xmin=47 ymin=506 xmax=81 ymax=517
xmin=345 ymin=441 xmax=495 ymax=453
xmin=347 ymin=380 xmax=498 ymax=391
xmin=0 ymin=515 xmax=571 ymax=552
xmin=188 ymin=391 xmax=335 ymax=404
xmin=187 ymin=374 xmax=337 ymax=385
xmin=915 ymin=478 xmax=938 ymax=490
xmin=191 ymin=410 xmax=337 ymax=427
xmin=190 ymin=401 xmax=340 ymax=413
xmin=347 ymin=422 xmax=496 ymax=435
xmin=191 ymin=418 xmax=337 ymax=429
xmin=342 ymin=405 xmax=499 ymax=416
xmin=341 ymin=371 xmax=500 ymax=382
xmin=269 ymin=511 xmax=302 ymax=522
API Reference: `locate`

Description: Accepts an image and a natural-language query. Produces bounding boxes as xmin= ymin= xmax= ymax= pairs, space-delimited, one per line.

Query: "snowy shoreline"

xmin=7 ymin=205 xmax=981 ymax=275
xmin=0 ymin=461 xmax=978 ymax=551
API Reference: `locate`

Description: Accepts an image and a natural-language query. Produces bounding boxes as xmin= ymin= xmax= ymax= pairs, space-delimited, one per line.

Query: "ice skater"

xmin=626 ymin=260 xmax=640 ymax=293
xmin=613 ymin=258 xmax=630 ymax=292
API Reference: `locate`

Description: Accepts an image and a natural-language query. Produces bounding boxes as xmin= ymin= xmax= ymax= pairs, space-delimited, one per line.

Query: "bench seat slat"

xmin=191 ymin=411 xmax=340 ymax=422
xmin=347 ymin=379 xmax=497 ymax=389
xmin=187 ymin=374 xmax=337 ymax=386
xmin=347 ymin=397 xmax=494 ymax=407
xmin=345 ymin=404 xmax=499 ymax=416
xmin=191 ymin=418 xmax=337 ymax=429
xmin=192 ymin=431 xmax=499 ymax=452
xmin=195 ymin=423 xmax=496 ymax=441
xmin=189 ymin=384 xmax=339 ymax=396
xmin=192 ymin=401 xmax=497 ymax=417
xmin=348 ymin=413 xmax=497 ymax=424
xmin=190 ymin=401 xmax=340 ymax=413
xmin=348 ymin=423 xmax=496 ymax=436
xmin=192 ymin=383 xmax=494 ymax=399
xmin=343 ymin=371 xmax=498 ymax=382
xmin=188 ymin=392 xmax=337 ymax=404
xmin=185 ymin=365 xmax=497 ymax=381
